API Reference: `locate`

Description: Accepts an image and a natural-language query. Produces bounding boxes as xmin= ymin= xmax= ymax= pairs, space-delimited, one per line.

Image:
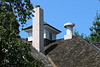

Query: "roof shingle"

xmin=45 ymin=36 xmax=100 ymax=67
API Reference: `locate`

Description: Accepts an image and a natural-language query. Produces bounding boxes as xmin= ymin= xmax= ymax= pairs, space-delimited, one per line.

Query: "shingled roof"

xmin=44 ymin=36 xmax=100 ymax=67
xmin=20 ymin=39 xmax=53 ymax=67
xmin=92 ymin=42 xmax=100 ymax=49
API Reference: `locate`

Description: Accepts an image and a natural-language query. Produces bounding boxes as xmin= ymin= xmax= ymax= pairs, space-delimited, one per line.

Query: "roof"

xmin=20 ymin=38 xmax=53 ymax=67
xmin=22 ymin=22 xmax=61 ymax=32
xmin=64 ymin=22 xmax=75 ymax=28
xmin=22 ymin=26 xmax=32 ymax=30
xmin=30 ymin=46 xmax=53 ymax=67
xmin=92 ymin=42 xmax=100 ymax=48
xmin=44 ymin=36 xmax=100 ymax=67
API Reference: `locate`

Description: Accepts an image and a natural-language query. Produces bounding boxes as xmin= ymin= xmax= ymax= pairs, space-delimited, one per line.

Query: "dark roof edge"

xmin=79 ymin=36 xmax=100 ymax=54
xmin=22 ymin=26 xmax=32 ymax=30
xmin=22 ymin=24 xmax=61 ymax=32
xmin=44 ymin=23 xmax=61 ymax=32
xmin=92 ymin=42 xmax=100 ymax=44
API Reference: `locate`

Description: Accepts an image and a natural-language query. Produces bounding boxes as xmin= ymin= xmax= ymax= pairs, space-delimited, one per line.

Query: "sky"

xmin=19 ymin=0 xmax=100 ymax=39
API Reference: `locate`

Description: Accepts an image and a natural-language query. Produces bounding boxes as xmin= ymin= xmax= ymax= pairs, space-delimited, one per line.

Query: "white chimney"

xmin=64 ymin=22 xmax=75 ymax=40
xmin=32 ymin=5 xmax=44 ymax=53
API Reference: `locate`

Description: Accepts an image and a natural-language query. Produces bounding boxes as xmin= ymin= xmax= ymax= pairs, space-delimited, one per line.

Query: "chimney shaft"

xmin=64 ymin=22 xmax=75 ymax=40
xmin=32 ymin=5 xmax=44 ymax=53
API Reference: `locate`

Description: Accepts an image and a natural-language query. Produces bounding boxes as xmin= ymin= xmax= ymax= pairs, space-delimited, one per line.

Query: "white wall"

xmin=46 ymin=30 xmax=50 ymax=39
xmin=32 ymin=6 xmax=44 ymax=53
xmin=27 ymin=29 xmax=57 ymax=41
xmin=44 ymin=30 xmax=46 ymax=39
xmin=66 ymin=27 xmax=73 ymax=35
xmin=28 ymin=32 xmax=32 ymax=41
xmin=44 ymin=29 xmax=56 ymax=40
xmin=64 ymin=27 xmax=73 ymax=40
xmin=52 ymin=34 xmax=56 ymax=40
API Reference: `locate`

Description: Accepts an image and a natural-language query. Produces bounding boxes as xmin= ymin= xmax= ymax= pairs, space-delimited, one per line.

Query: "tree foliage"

xmin=0 ymin=0 xmax=44 ymax=66
xmin=74 ymin=11 xmax=100 ymax=43
xmin=74 ymin=29 xmax=79 ymax=36
xmin=0 ymin=0 xmax=33 ymax=25
xmin=74 ymin=29 xmax=90 ymax=43
xmin=74 ymin=29 xmax=86 ymax=38
xmin=89 ymin=10 xmax=100 ymax=43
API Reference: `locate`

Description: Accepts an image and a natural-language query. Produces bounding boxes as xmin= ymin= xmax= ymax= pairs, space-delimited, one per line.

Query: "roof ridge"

xmin=79 ymin=36 xmax=100 ymax=54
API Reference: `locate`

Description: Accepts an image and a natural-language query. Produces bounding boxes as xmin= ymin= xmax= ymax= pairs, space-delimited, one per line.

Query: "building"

xmin=44 ymin=36 xmax=100 ymax=67
xmin=23 ymin=22 xmax=61 ymax=41
xmin=23 ymin=5 xmax=100 ymax=67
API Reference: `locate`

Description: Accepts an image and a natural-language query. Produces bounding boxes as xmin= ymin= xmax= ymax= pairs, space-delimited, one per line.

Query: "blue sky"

xmin=19 ymin=0 xmax=100 ymax=39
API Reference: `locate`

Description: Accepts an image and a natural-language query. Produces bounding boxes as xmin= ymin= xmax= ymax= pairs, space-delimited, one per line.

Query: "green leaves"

xmin=0 ymin=0 xmax=44 ymax=66
xmin=89 ymin=10 xmax=100 ymax=43
xmin=0 ymin=0 xmax=34 ymax=27
xmin=74 ymin=29 xmax=90 ymax=43
xmin=74 ymin=29 xmax=79 ymax=36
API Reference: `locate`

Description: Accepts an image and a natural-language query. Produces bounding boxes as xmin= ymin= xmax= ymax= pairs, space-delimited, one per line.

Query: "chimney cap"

xmin=36 ymin=5 xmax=40 ymax=8
xmin=64 ymin=22 xmax=75 ymax=28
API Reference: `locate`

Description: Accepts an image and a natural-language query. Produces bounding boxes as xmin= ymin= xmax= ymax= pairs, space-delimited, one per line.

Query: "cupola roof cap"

xmin=64 ymin=22 xmax=75 ymax=28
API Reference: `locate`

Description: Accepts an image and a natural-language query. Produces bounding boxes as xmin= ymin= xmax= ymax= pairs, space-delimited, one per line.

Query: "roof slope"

xmin=20 ymin=39 xmax=53 ymax=67
xmin=92 ymin=42 xmax=100 ymax=48
xmin=44 ymin=36 xmax=100 ymax=67
xmin=30 ymin=46 xmax=53 ymax=67
xmin=22 ymin=22 xmax=61 ymax=32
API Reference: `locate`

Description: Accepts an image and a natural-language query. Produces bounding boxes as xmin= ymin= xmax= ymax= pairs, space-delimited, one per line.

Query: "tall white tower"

xmin=64 ymin=22 xmax=75 ymax=40
xmin=32 ymin=5 xmax=44 ymax=53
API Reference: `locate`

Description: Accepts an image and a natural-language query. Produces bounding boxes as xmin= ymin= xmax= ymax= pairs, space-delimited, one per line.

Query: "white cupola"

xmin=64 ymin=22 xmax=75 ymax=40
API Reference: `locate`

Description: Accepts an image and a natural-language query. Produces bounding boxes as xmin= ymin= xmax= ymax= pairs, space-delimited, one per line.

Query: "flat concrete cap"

xmin=36 ymin=5 xmax=40 ymax=8
xmin=64 ymin=22 xmax=75 ymax=28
